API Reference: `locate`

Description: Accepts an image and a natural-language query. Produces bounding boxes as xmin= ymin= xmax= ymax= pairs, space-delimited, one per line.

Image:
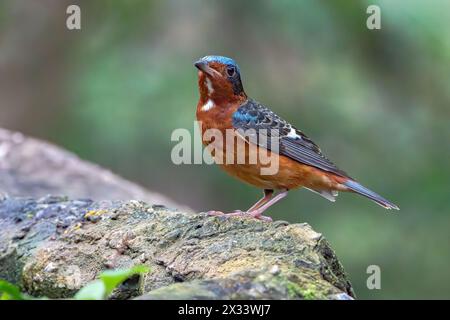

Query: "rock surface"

xmin=0 ymin=128 xmax=182 ymax=209
xmin=0 ymin=195 xmax=354 ymax=300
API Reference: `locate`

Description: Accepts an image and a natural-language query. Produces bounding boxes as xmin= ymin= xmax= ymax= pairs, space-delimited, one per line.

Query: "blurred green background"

xmin=1 ymin=0 xmax=449 ymax=299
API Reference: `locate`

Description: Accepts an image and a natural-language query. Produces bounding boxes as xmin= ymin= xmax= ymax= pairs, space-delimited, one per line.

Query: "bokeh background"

xmin=1 ymin=0 xmax=449 ymax=299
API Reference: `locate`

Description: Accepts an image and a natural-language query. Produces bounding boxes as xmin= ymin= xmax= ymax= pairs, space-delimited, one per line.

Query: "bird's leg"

xmin=246 ymin=189 xmax=274 ymax=212
xmin=206 ymin=189 xmax=273 ymax=218
xmin=247 ymin=189 xmax=288 ymax=222
xmin=207 ymin=189 xmax=287 ymax=222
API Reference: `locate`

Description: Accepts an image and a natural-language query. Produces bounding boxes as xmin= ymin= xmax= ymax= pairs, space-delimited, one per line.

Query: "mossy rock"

xmin=0 ymin=196 xmax=354 ymax=299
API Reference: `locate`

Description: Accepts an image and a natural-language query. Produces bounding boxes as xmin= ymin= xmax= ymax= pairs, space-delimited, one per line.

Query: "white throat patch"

xmin=206 ymin=78 xmax=214 ymax=94
xmin=201 ymin=99 xmax=215 ymax=111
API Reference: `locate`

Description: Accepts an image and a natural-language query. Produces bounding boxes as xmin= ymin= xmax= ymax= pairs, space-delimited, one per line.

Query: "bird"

xmin=194 ymin=55 xmax=399 ymax=221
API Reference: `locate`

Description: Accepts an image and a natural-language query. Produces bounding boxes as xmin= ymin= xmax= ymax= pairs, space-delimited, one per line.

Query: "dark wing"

xmin=231 ymin=99 xmax=350 ymax=178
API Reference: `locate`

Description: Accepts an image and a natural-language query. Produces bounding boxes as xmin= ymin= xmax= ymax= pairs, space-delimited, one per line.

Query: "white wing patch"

xmin=201 ymin=99 xmax=215 ymax=111
xmin=287 ymin=127 xmax=301 ymax=140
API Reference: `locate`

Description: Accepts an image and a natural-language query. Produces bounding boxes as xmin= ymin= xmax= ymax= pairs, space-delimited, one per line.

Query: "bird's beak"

xmin=194 ymin=60 xmax=220 ymax=77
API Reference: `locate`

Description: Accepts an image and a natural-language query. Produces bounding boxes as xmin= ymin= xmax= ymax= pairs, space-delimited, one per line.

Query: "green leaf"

xmin=99 ymin=265 xmax=150 ymax=297
xmin=74 ymin=265 xmax=150 ymax=300
xmin=0 ymin=280 xmax=26 ymax=300
xmin=74 ymin=280 xmax=106 ymax=300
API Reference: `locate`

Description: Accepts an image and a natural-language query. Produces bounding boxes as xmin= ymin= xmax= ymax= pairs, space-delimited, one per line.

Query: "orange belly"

xmin=204 ymin=130 xmax=344 ymax=191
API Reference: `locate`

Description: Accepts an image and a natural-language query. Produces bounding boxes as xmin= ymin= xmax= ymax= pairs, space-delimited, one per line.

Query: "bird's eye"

xmin=226 ymin=66 xmax=236 ymax=77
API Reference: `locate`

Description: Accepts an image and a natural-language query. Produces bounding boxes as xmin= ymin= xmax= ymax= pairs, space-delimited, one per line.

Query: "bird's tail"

xmin=343 ymin=180 xmax=399 ymax=210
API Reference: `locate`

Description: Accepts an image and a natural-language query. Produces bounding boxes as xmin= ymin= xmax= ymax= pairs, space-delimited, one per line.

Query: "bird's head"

xmin=194 ymin=55 xmax=246 ymax=104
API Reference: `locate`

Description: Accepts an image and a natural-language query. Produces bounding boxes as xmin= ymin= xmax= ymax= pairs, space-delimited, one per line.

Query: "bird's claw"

xmin=206 ymin=210 xmax=245 ymax=217
xmin=250 ymin=212 xmax=273 ymax=222
xmin=206 ymin=210 xmax=272 ymax=222
xmin=206 ymin=210 xmax=223 ymax=216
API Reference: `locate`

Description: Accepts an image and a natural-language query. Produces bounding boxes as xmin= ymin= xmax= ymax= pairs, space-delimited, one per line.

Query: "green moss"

xmin=300 ymin=284 xmax=326 ymax=300
xmin=20 ymin=210 xmax=36 ymax=220
xmin=262 ymin=272 xmax=307 ymax=299
xmin=285 ymin=280 xmax=304 ymax=298
xmin=263 ymin=270 xmax=328 ymax=300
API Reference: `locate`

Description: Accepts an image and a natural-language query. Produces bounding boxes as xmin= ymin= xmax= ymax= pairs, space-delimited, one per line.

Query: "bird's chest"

xmin=196 ymin=102 xmax=244 ymax=163
xmin=196 ymin=101 xmax=236 ymax=144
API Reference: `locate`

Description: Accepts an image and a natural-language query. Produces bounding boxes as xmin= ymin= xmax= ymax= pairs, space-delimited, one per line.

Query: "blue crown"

xmin=199 ymin=55 xmax=240 ymax=73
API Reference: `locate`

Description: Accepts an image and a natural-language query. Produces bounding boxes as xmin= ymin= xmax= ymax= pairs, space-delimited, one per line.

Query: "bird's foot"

xmin=206 ymin=210 xmax=272 ymax=222
xmin=248 ymin=211 xmax=273 ymax=222
xmin=206 ymin=210 xmax=245 ymax=217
